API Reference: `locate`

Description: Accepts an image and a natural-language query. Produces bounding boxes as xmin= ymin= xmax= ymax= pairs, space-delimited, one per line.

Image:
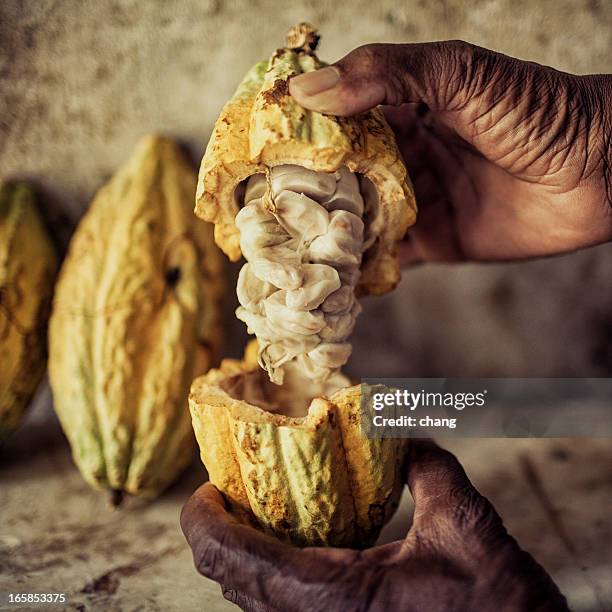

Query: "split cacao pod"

xmin=190 ymin=23 xmax=414 ymax=545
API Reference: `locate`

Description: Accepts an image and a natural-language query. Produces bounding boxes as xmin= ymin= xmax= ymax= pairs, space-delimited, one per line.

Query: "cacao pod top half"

xmin=49 ymin=135 xmax=225 ymax=500
xmin=196 ymin=22 xmax=416 ymax=295
xmin=0 ymin=182 xmax=57 ymax=440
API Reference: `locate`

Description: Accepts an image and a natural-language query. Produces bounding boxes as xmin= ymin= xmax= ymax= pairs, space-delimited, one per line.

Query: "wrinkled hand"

xmin=289 ymin=42 xmax=612 ymax=263
xmin=181 ymin=440 xmax=568 ymax=611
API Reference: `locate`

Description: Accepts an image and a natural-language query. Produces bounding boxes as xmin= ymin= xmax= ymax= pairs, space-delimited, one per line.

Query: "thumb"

xmin=404 ymin=439 xmax=504 ymax=538
xmin=289 ymin=41 xmax=477 ymax=117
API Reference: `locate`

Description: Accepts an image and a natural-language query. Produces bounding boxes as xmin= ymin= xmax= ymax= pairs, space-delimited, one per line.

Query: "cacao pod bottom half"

xmin=189 ymin=344 xmax=406 ymax=548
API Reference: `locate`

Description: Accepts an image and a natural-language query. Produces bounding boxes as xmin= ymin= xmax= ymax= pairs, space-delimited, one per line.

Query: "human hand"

xmin=289 ymin=42 xmax=612 ymax=263
xmin=181 ymin=440 xmax=568 ymax=611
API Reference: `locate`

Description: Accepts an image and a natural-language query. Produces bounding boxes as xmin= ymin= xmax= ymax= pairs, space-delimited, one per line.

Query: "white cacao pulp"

xmin=236 ymin=165 xmax=377 ymax=387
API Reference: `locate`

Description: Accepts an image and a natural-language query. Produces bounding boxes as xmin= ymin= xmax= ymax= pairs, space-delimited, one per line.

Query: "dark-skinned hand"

xmin=289 ymin=41 xmax=612 ymax=263
xmin=181 ymin=440 xmax=568 ymax=611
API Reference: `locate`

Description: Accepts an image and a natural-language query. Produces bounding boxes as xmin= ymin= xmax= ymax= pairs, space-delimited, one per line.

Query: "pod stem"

xmin=109 ymin=489 xmax=124 ymax=508
xmin=286 ymin=22 xmax=320 ymax=52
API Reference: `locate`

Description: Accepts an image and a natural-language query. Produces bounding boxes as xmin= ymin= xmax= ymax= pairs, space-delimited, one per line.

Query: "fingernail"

xmin=290 ymin=66 xmax=340 ymax=97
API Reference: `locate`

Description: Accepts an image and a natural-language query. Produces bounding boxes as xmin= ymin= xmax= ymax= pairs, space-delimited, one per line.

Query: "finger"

xmin=399 ymin=238 xmax=423 ymax=266
xmin=359 ymin=539 xmax=405 ymax=565
xmin=382 ymin=107 xmax=454 ymax=264
xmin=404 ymin=440 xmax=468 ymax=511
xmin=180 ymin=483 xmax=370 ymax=611
xmin=222 ymin=586 xmax=279 ymax=612
xmin=405 ymin=440 xmax=499 ymax=531
xmin=389 ymin=112 xmax=467 ymax=262
xmin=180 ymin=483 xmax=289 ymax=592
xmin=289 ymin=41 xmax=478 ymax=117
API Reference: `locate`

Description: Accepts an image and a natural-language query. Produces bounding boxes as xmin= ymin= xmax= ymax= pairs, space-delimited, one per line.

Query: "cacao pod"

xmin=189 ymin=23 xmax=414 ymax=545
xmin=196 ymin=22 xmax=416 ymax=296
xmin=49 ymin=135 xmax=224 ymax=500
xmin=189 ymin=348 xmax=406 ymax=548
xmin=0 ymin=183 xmax=57 ymax=440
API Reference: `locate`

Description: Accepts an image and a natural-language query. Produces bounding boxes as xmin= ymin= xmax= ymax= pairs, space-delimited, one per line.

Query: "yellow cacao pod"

xmin=0 ymin=183 xmax=57 ymax=440
xmin=189 ymin=24 xmax=411 ymax=546
xmin=190 ymin=350 xmax=406 ymax=548
xmin=196 ymin=22 xmax=416 ymax=296
xmin=49 ymin=135 xmax=224 ymax=500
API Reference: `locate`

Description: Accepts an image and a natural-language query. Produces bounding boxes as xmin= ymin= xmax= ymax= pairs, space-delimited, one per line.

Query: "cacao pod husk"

xmin=49 ymin=135 xmax=224 ymax=500
xmin=189 ymin=349 xmax=406 ymax=548
xmin=0 ymin=183 xmax=57 ymax=440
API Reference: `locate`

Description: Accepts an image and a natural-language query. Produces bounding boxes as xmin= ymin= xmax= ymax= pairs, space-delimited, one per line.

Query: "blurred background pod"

xmin=0 ymin=182 xmax=58 ymax=441
xmin=48 ymin=135 xmax=225 ymax=502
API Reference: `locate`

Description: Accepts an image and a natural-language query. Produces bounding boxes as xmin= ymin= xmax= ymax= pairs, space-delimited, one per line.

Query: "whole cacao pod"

xmin=0 ymin=183 xmax=57 ymax=440
xmin=49 ymin=136 xmax=224 ymax=501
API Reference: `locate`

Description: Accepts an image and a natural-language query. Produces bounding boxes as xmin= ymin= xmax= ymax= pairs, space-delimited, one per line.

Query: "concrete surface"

xmin=1 ymin=1 xmax=611 ymax=611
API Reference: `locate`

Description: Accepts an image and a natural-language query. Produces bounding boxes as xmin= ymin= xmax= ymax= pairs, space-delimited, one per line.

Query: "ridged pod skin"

xmin=189 ymin=347 xmax=407 ymax=548
xmin=196 ymin=23 xmax=417 ymax=296
xmin=0 ymin=183 xmax=57 ymax=440
xmin=49 ymin=136 xmax=224 ymax=500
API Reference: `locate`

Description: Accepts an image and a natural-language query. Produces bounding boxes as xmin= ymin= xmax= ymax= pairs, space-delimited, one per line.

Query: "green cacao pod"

xmin=49 ymin=135 xmax=224 ymax=501
xmin=0 ymin=183 xmax=57 ymax=440
xmin=189 ymin=348 xmax=407 ymax=548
